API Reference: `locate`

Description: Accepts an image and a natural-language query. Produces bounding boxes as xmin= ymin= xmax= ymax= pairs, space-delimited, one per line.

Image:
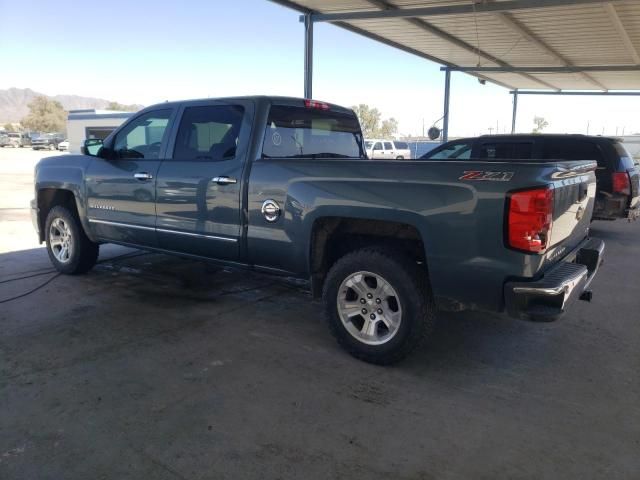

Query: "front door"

xmin=85 ymin=108 xmax=174 ymax=247
xmin=155 ymin=100 xmax=253 ymax=260
xmin=383 ymin=141 xmax=395 ymax=159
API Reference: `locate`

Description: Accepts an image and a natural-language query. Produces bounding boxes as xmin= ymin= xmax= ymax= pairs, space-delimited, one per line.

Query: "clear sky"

xmin=1 ymin=0 xmax=639 ymax=137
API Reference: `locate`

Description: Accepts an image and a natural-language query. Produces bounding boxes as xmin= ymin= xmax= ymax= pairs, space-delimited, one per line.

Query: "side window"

xmin=394 ymin=141 xmax=408 ymax=150
xmin=542 ymin=139 xmax=601 ymax=161
xmin=373 ymin=142 xmax=383 ymax=151
xmin=479 ymin=142 xmax=533 ymax=160
xmin=384 ymin=142 xmax=393 ymax=150
xmin=424 ymin=141 xmax=472 ymax=160
xmin=173 ymin=105 xmax=245 ymax=161
xmin=113 ymin=110 xmax=171 ymax=159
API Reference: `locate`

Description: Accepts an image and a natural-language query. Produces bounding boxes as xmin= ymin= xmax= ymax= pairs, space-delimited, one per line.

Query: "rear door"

xmin=86 ymin=108 xmax=175 ymax=247
xmin=154 ymin=99 xmax=253 ymax=260
xmin=383 ymin=141 xmax=394 ymax=159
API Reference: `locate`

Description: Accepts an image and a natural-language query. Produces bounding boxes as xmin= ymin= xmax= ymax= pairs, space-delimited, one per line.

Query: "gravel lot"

xmin=1 ymin=148 xmax=639 ymax=479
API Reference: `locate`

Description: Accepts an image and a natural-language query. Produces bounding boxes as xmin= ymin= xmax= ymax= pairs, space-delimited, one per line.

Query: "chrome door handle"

xmin=134 ymin=172 xmax=153 ymax=180
xmin=212 ymin=176 xmax=237 ymax=185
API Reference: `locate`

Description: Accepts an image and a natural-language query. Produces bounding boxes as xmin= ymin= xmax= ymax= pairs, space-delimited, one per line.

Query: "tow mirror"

xmin=82 ymin=138 xmax=103 ymax=156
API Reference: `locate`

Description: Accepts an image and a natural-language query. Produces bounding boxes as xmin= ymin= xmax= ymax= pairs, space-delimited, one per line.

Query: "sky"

xmin=1 ymin=0 xmax=639 ymax=137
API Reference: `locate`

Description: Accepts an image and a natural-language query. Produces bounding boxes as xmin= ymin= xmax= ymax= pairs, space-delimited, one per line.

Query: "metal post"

xmin=442 ymin=69 xmax=451 ymax=143
xmin=511 ymin=89 xmax=518 ymax=134
xmin=304 ymin=14 xmax=314 ymax=99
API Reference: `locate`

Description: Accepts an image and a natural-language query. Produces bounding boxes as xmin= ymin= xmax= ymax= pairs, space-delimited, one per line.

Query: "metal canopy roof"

xmin=273 ymin=0 xmax=640 ymax=91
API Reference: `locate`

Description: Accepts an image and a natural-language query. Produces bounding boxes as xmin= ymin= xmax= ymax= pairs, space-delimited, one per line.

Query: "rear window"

xmin=479 ymin=142 xmax=533 ymax=160
xmin=614 ymin=142 xmax=636 ymax=170
xmin=262 ymin=105 xmax=365 ymax=159
xmin=394 ymin=141 xmax=408 ymax=149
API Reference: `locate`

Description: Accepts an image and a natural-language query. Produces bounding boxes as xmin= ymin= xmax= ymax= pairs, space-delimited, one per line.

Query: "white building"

xmin=66 ymin=109 xmax=134 ymax=154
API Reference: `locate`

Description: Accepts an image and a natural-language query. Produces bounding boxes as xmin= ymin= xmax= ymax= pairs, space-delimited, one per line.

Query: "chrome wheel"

xmin=49 ymin=217 xmax=73 ymax=263
xmin=337 ymin=271 xmax=402 ymax=346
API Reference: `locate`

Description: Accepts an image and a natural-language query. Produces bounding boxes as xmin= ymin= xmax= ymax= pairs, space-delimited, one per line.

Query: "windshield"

xmin=262 ymin=105 xmax=365 ymax=159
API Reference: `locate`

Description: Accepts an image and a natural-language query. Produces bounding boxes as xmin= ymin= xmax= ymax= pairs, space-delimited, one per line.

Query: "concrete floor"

xmin=1 ymin=149 xmax=639 ymax=479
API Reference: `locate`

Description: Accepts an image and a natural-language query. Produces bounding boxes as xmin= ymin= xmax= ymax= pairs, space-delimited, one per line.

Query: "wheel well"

xmin=37 ymin=189 xmax=78 ymax=242
xmin=309 ymin=217 xmax=427 ymax=298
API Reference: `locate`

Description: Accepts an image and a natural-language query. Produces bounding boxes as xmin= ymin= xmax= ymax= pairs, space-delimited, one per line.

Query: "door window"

xmin=113 ymin=109 xmax=172 ymax=159
xmin=422 ymin=141 xmax=472 ymax=160
xmin=173 ymin=105 xmax=245 ymax=161
xmin=394 ymin=141 xmax=408 ymax=150
xmin=479 ymin=142 xmax=533 ymax=160
xmin=373 ymin=142 xmax=383 ymax=151
xmin=384 ymin=142 xmax=393 ymax=150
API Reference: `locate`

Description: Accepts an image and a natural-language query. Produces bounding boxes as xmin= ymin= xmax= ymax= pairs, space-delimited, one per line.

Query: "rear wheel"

xmin=45 ymin=205 xmax=99 ymax=274
xmin=396 ymin=155 xmax=404 ymax=160
xmin=323 ymin=247 xmax=434 ymax=365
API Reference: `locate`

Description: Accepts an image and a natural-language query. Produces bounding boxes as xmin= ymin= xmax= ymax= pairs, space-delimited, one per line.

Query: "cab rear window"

xmin=262 ymin=105 xmax=365 ymax=159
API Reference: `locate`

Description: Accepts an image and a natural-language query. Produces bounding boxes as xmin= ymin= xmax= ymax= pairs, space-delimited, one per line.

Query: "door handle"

xmin=134 ymin=172 xmax=153 ymax=180
xmin=212 ymin=176 xmax=237 ymax=185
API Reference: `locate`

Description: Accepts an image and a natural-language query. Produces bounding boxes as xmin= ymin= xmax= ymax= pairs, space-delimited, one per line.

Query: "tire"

xmin=322 ymin=247 xmax=434 ymax=365
xmin=45 ymin=205 xmax=99 ymax=274
xmin=396 ymin=156 xmax=404 ymax=160
xmin=49 ymin=144 xmax=55 ymax=151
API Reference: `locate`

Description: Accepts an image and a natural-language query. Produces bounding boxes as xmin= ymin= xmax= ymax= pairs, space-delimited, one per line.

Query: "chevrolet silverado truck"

xmin=31 ymin=96 xmax=604 ymax=364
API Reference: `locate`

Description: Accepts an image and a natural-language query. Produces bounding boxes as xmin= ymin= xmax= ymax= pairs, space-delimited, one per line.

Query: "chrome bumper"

xmin=504 ymin=237 xmax=604 ymax=321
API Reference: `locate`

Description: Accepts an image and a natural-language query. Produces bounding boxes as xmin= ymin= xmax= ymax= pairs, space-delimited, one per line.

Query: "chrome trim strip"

xmin=88 ymin=218 xmax=237 ymax=243
xmin=156 ymin=228 xmax=237 ymax=242
xmin=88 ymin=218 xmax=156 ymax=232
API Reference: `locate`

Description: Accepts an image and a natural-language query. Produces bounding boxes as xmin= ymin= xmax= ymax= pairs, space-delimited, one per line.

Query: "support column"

xmin=304 ymin=14 xmax=314 ymax=99
xmin=442 ymin=69 xmax=451 ymax=142
xmin=511 ymin=89 xmax=518 ymax=134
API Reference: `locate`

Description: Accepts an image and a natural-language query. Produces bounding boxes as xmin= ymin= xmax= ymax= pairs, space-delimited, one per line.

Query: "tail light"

xmin=304 ymin=99 xmax=330 ymax=110
xmin=612 ymin=172 xmax=631 ymax=195
xmin=507 ymin=187 xmax=554 ymax=253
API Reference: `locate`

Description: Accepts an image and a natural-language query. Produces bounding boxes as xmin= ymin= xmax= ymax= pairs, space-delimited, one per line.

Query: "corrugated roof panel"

xmin=273 ymin=0 xmax=640 ymax=90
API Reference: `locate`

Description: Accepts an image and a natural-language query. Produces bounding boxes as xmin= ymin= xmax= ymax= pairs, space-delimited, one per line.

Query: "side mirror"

xmin=82 ymin=138 xmax=103 ymax=156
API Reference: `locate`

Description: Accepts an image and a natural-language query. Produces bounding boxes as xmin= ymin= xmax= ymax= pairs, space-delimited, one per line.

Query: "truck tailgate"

xmin=543 ymin=161 xmax=598 ymax=266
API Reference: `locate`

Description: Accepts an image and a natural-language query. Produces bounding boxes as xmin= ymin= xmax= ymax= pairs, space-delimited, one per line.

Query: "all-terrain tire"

xmin=322 ymin=247 xmax=435 ymax=365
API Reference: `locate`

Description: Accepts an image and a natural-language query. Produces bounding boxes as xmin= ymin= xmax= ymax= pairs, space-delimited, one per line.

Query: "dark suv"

xmin=421 ymin=134 xmax=640 ymax=221
xmin=32 ymin=133 xmax=65 ymax=151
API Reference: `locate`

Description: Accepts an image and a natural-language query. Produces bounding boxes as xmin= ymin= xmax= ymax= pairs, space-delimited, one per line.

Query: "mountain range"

xmin=0 ymin=87 xmax=143 ymax=123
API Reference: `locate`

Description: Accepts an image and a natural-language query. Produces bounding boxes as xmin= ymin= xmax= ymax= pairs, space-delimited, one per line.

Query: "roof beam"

xmin=509 ymin=90 xmax=640 ymax=96
xmin=310 ymin=0 xmax=624 ymax=23
xmin=442 ymin=65 xmax=640 ymax=73
xmin=604 ymin=3 xmax=640 ymax=64
xmin=363 ymin=0 xmax=560 ymax=91
xmin=494 ymin=12 xmax=608 ymax=90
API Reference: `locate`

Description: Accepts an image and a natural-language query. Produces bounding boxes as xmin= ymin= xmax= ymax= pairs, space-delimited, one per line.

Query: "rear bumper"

xmin=504 ymin=237 xmax=604 ymax=321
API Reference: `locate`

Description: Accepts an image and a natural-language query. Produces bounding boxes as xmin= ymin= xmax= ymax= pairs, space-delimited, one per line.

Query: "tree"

xmin=351 ymin=104 xmax=398 ymax=138
xmin=532 ymin=116 xmax=549 ymax=134
xmin=3 ymin=123 xmax=17 ymax=132
xmin=21 ymin=96 xmax=66 ymax=133
xmin=107 ymin=101 xmax=139 ymax=112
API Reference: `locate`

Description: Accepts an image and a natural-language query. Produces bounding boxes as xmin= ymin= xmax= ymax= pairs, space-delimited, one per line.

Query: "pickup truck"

xmin=31 ymin=96 xmax=604 ymax=364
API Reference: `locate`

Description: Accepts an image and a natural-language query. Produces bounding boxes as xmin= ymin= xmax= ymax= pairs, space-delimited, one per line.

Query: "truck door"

xmin=155 ymin=100 xmax=253 ymax=260
xmin=85 ymin=108 xmax=174 ymax=247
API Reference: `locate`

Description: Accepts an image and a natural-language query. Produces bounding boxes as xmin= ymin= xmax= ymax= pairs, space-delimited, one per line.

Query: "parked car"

xmin=31 ymin=97 xmax=603 ymax=364
xmin=365 ymin=139 xmax=411 ymax=159
xmin=56 ymin=139 xmax=70 ymax=151
xmin=0 ymin=132 xmax=32 ymax=148
xmin=421 ymin=134 xmax=640 ymax=222
xmin=32 ymin=133 xmax=65 ymax=151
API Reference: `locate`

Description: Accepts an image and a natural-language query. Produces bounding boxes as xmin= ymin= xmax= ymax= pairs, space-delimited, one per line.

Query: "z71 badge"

xmin=459 ymin=171 xmax=514 ymax=182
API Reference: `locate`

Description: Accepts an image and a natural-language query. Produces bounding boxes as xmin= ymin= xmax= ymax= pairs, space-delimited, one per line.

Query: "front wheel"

xmin=45 ymin=205 xmax=99 ymax=274
xmin=396 ymin=156 xmax=404 ymax=160
xmin=323 ymin=247 xmax=434 ymax=365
